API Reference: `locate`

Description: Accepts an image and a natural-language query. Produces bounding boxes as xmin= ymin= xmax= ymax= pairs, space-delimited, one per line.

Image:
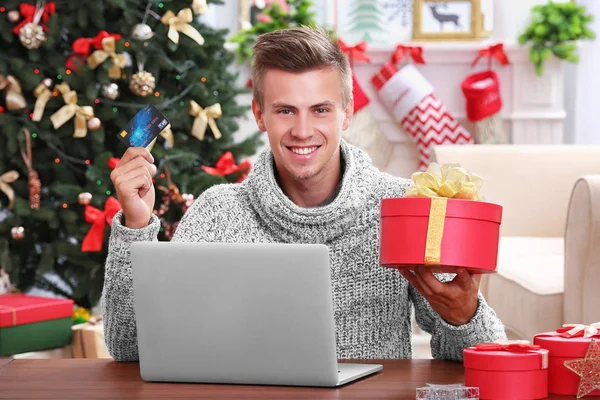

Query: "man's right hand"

xmin=110 ymin=147 xmax=157 ymax=229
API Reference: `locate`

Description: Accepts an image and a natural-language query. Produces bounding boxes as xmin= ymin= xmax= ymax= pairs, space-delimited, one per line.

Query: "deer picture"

xmin=428 ymin=3 xmax=462 ymax=31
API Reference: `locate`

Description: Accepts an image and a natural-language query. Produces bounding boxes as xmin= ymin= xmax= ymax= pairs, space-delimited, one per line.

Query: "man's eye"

xmin=315 ymin=108 xmax=328 ymax=114
xmin=278 ymin=109 xmax=293 ymax=115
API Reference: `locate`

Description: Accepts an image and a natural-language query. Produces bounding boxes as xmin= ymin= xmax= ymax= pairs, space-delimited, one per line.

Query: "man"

xmin=103 ymin=26 xmax=506 ymax=363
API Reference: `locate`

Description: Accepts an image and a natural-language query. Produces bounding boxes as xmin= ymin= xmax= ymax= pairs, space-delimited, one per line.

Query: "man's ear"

xmin=342 ymin=99 xmax=354 ymax=131
xmin=251 ymin=98 xmax=267 ymax=132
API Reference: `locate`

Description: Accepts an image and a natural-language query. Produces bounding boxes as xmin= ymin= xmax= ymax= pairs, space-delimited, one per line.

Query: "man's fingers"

xmin=401 ymin=268 xmax=434 ymax=297
xmin=118 ymin=147 xmax=154 ymax=166
xmin=416 ymin=266 xmax=446 ymax=295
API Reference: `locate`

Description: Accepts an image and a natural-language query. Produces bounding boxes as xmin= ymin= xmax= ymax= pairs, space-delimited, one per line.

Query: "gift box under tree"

xmin=0 ymin=294 xmax=74 ymax=356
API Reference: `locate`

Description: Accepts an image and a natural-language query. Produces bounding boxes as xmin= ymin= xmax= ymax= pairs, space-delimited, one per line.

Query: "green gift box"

xmin=0 ymin=294 xmax=74 ymax=356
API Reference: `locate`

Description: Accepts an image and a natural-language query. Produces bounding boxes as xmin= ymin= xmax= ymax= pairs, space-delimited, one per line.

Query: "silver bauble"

xmin=101 ymin=82 xmax=120 ymax=100
xmin=19 ymin=22 xmax=46 ymax=49
xmin=131 ymin=23 xmax=155 ymax=41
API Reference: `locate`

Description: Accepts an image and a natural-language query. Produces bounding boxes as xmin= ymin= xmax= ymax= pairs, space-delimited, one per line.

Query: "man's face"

xmin=252 ymin=68 xmax=353 ymax=182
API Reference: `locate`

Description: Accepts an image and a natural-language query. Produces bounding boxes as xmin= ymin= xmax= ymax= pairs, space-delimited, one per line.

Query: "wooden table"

xmin=0 ymin=358 xmax=574 ymax=399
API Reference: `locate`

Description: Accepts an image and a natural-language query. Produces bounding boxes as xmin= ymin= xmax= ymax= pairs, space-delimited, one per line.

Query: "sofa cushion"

xmin=496 ymin=236 xmax=564 ymax=295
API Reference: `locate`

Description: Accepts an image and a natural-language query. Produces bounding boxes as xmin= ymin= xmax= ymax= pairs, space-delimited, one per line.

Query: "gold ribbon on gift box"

xmin=161 ymin=8 xmax=205 ymax=45
xmin=405 ymin=163 xmax=483 ymax=265
xmin=0 ymin=304 xmax=17 ymax=326
xmin=189 ymin=100 xmax=222 ymax=140
xmin=87 ymin=36 xmax=128 ymax=80
xmin=50 ymin=83 xmax=95 ymax=138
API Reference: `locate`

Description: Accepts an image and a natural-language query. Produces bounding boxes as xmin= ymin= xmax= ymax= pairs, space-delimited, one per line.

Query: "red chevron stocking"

xmin=372 ymin=63 xmax=473 ymax=171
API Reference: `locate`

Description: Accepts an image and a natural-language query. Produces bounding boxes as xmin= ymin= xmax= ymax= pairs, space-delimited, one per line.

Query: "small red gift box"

xmin=534 ymin=324 xmax=600 ymax=396
xmin=380 ymin=163 xmax=502 ymax=273
xmin=0 ymin=294 xmax=74 ymax=356
xmin=463 ymin=342 xmax=549 ymax=399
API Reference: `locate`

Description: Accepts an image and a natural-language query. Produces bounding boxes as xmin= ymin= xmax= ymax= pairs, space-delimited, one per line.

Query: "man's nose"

xmin=291 ymin=114 xmax=312 ymax=139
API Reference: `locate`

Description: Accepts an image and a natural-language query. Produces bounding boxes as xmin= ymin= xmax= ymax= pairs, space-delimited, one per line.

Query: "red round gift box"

xmin=463 ymin=346 xmax=549 ymax=399
xmin=380 ymin=197 xmax=502 ymax=273
xmin=534 ymin=332 xmax=600 ymax=396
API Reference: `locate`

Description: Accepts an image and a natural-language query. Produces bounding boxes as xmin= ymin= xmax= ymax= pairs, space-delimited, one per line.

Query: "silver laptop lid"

xmin=131 ymin=242 xmax=339 ymax=386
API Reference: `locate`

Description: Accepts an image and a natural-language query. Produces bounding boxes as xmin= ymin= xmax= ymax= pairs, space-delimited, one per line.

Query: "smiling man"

xmin=102 ymin=26 xmax=506 ymax=363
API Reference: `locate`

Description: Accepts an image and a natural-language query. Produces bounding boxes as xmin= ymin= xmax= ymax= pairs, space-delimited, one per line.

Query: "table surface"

xmin=0 ymin=358 xmax=574 ymax=399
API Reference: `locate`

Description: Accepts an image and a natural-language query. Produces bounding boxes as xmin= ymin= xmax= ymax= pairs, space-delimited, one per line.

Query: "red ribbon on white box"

xmin=557 ymin=322 xmax=600 ymax=338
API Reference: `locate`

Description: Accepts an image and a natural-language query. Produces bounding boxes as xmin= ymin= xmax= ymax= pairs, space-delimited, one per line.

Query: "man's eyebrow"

xmin=270 ymin=101 xmax=336 ymax=108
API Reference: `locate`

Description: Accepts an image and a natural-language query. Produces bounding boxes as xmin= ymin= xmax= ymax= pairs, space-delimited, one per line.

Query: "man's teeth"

xmin=291 ymin=147 xmax=318 ymax=155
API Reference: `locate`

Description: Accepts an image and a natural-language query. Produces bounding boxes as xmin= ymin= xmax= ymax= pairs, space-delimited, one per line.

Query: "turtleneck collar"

xmin=242 ymin=139 xmax=374 ymax=243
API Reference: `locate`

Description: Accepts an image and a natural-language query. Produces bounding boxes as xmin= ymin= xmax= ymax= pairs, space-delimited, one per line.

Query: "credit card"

xmin=117 ymin=103 xmax=170 ymax=148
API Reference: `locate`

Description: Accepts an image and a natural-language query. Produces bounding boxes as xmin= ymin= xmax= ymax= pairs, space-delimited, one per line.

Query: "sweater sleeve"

xmin=408 ymin=276 xmax=507 ymax=362
xmin=101 ymin=189 xmax=221 ymax=362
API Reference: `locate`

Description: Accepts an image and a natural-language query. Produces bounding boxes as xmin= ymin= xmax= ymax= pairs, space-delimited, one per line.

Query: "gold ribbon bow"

xmin=191 ymin=0 xmax=208 ymax=15
xmin=146 ymin=125 xmax=174 ymax=152
xmin=405 ymin=162 xmax=484 ymax=266
xmin=0 ymin=170 xmax=19 ymax=210
xmin=50 ymin=83 xmax=95 ymax=138
xmin=0 ymin=74 xmax=27 ymax=111
xmin=87 ymin=37 xmax=128 ymax=80
xmin=32 ymin=82 xmax=53 ymax=121
xmin=189 ymin=100 xmax=222 ymax=140
xmin=161 ymin=8 xmax=205 ymax=45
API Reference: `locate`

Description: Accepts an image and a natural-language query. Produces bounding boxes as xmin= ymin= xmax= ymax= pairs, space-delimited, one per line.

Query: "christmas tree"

xmin=347 ymin=0 xmax=387 ymax=43
xmin=0 ymin=0 xmax=262 ymax=309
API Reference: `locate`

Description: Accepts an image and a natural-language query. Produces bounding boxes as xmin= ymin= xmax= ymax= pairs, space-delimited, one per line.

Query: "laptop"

xmin=130 ymin=242 xmax=383 ymax=387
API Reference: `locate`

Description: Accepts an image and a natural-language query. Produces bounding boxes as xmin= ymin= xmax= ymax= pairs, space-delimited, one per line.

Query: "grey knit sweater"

xmin=102 ymin=140 xmax=506 ymax=363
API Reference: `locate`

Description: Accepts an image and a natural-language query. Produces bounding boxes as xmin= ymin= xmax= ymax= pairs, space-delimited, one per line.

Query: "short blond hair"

xmin=251 ymin=26 xmax=352 ymax=109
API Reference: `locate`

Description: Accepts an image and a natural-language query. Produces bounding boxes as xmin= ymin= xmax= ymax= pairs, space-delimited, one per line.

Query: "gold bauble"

xmin=78 ymin=192 xmax=93 ymax=205
xmin=129 ymin=71 xmax=155 ymax=97
xmin=87 ymin=117 xmax=101 ymax=131
xmin=11 ymin=226 xmax=25 ymax=240
xmin=19 ymin=22 xmax=46 ymax=49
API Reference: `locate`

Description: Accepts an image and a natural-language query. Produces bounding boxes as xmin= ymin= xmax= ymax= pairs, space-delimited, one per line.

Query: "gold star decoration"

xmin=564 ymin=338 xmax=600 ymax=399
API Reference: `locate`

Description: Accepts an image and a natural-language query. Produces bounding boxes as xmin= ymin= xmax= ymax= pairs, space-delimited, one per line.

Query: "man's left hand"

xmin=399 ymin=266 xmax=480 ymax=326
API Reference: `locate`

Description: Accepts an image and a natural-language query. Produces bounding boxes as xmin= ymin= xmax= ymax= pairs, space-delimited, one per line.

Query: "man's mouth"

xmin=287 ymin=146 xmax=320 ymax=155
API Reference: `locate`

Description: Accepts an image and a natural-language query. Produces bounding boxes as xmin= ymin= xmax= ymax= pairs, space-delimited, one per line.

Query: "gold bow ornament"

xmin=32 ymin=81 xmax=53 ymax=121
xmin=50 ymin=83 xmax=95 ymax=138
xmin=161 ymin=8 xmax=205 ymax=45
xmin=87 ymin=36 xmax=128 ymax=80
xmin=405 ymin=162 xmax=485 ymax=266
xmin=0 ymin=74 xmax=27 ymax=111
xmin=189 ymin=100 xmax=222 ymax=140
xmin=146 ymin=124 xmax=174 ymax=152
xmin=191 ymin=0 xmax=208 ymax=15
xmin=0 ymin=170 xmax=19 ymax=210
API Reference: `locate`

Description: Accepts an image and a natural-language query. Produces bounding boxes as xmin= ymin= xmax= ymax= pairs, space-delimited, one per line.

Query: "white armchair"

xmin=430 ymin=145 xmax=600 ymax=341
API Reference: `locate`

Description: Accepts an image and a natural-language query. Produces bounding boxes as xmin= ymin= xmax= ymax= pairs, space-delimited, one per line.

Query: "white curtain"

xmin=565 ymin=0 xmax=600 ymax=144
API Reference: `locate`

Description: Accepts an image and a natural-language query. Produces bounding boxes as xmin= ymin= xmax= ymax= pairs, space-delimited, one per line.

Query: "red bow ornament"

xmin=13 ymin=2 xmax=56 ymax=35
xmin=201 ymin=152 xmax=252 ymax=183
xmin=391 ymin=44 xmax=425 ymax=65
xmin=472 ymin=43 xmax=510 ymax=68
xmin=107 ymin=157 xmax=120 ymax=170
xmin=337 ymin=39 xmax=370 ymax=70
xmin=81 ymin=196 xmax=121 ymax=252
xmin=66 ymin=31 xmax=123 ymax=72
xmin=557 ymin=323 xmax=600 ymax=339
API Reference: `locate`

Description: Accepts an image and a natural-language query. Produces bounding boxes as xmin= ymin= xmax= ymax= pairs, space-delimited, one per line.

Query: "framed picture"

xmin=479 ymin=0 xmax=493 ymax=38
xmin=335 ymin=0 xmax=414 ymax=46
xmin=412 ymin=0 xmax=481 ymax=41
